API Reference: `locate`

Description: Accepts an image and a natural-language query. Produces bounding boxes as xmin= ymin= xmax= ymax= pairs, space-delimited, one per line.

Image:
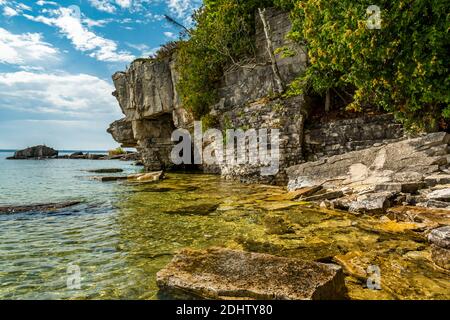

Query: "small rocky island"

xmin=7 ymin=145 xmax=141 ymax=162
xmin=7 ymin=145 xmax=58 ymax=160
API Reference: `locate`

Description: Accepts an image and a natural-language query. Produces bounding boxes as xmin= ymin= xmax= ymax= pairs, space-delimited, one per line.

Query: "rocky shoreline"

xmin=102 ymin=6 xmax=450 ymax=299
xmin=150 ymin=132 xmax=450 ymax=299
xmin=6 ymin=145 xmax=142 ymax=163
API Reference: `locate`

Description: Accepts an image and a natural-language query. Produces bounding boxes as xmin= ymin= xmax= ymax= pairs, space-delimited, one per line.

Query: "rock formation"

xmin=108 ymin=8 xmax=307 ymax=182
xmin=286 ymin=132 xmax=450 ymax=214
xmin=287 ymin=132 xmax=450 ymax=192
xmin=7 ymin=145 xmax=58 ymax=160
xmin=107 ymin=119 xmax=137 ymax=148
xmin=156 ymin=248 xmax=347 ymax=300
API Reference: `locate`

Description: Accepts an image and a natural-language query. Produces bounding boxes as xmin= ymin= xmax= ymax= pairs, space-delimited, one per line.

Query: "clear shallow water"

xmin=0 ymin=152 xmax=449 ymax=300
xmin=0 ymin=152 xmax=138 ymax=206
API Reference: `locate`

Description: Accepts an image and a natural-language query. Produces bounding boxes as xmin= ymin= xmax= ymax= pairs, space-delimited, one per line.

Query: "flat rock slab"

xmin=349 ymin=192 xmax=394 ymax=215
xmin=92 ymin=176 xmax=128 ymax=182
xmin=425 ymin=174 xmax=450 ymax=187
xmin=156 ymin=248 xmax=347 ymax=300
xmin=0 ymin=201 xmax=81 ymax=214
xmin=374 ymin=182 xmax=425 ymax=194
xmin=427 ymin=189 xmax=450 ymax=202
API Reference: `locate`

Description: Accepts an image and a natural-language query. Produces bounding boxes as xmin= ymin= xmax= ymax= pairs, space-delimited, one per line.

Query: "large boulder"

xmin=9 ymin=145 xmax=58 ymax=159
xmin=156 ymin=248 xmax=347 ymax=300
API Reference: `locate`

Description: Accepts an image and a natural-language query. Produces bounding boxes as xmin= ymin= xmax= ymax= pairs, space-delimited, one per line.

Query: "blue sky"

xmin=0 ymin=0 xmax=201 ymax=150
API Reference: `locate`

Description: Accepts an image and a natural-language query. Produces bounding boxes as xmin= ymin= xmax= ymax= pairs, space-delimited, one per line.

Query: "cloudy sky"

xmin=0 ymin=0 xmax=201 ymax=150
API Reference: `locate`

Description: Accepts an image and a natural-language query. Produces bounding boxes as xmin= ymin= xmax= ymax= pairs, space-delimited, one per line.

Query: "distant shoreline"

xmin=0 ymin=150 xmax=109 ymax=153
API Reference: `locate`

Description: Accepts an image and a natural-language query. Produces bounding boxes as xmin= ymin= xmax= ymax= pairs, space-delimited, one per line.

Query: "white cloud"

xmin=115 ymin=0 xmax=132 ymax=8
xmin=126 ymin=42 xmax=160 ymax=58
xmin=2 ymin=1 xmax=32 ymax=17
xmin=163 ymin=31 xmax=176 ymax=39
xmin=0 ymin=71 xmax=120 ymax=119
xmin=0 ymin=28 xmax=59 ymax=66
xmin=36 ymin=1 xmax=58 ymax=6
xmin=88 ymin=0 xmax=116 ymax=13
xmin=143 ymin=47 xmax=160 ymax=57
xmin=16 ymin=3 xmax=32 ymax=11
xmin=167 ymin=0 xmax=201 ymax=22
xmin=83 ymin=18 xmax=111 ymax=28
xmin=3 ymin=7 xmax=19 ymax=17
xmin=23 ymin=8 xmax=134 ymax=63
xmin=126 ymin=42 xmax=149 ymax=51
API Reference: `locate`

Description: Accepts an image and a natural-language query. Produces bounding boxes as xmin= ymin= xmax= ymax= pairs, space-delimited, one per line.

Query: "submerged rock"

xmin=87 ymin=168 xmax=124 ymax=174
xmin=135 ymin=171 xmax=164 ymax=182
xmin=0 ymin=201 xmax=81 ymax=214
xmin=92 ymin=176 xmax=128 ymax=182
xmin=264 ymin=215 xmax=295 ymax=235
xmin=165 ymin=203 xmax=220 ymax=216
xmin=7 ymin=145 xmax=58 ymax=160
xmin=156 ymin=248 xmax=348 ymax=300
xmin=387 ymin=206 xmax=450 ymax=227
xmin=303 ymin=190 xmax=344 ymax=202
xmin=428 ymin=226 xmax=450 ymax=270
xmin=431 ymin=245 xmax=450 ymax=270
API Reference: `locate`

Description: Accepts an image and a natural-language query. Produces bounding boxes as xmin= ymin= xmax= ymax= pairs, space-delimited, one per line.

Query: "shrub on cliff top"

xmin=176 ymin=0 xmax=449 ymax=130
xmin=176 ymin=0 xmax=274 ymax=119
xmin=279 ymin=0 xmax=449 ymax=131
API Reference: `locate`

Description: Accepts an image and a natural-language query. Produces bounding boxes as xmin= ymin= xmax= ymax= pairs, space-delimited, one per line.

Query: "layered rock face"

xmin=304 ymin=114 xmax=404 ymax=161
xmin=215 ymin=8 xmax=307 ymax=110
xmin=216 ymin=96 xmax=306 ymax=184
xmin=108 ymin=8 xmax=307 ymax=180
xmin=109 ymin=57 xmax=183 ymax=171
xmin=287 ymin=132 xmax=450 ymax=192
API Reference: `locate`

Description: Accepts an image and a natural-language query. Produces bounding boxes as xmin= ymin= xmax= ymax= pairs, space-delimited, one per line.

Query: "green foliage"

xmin=108 ymin=147 xmax=125 ymax=156
xmin=175 ymin=0 xmax=449 ymax=130
xmin=201 ymin=113 xmax=219 ymax=131
xmin=176 ymin=0 xmax=274 ymax=119
xmin=282 ymin=0 xmax=449 ymax=130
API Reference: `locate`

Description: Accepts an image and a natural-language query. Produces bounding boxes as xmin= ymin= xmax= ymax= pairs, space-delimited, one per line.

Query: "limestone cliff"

xmin=108 ymin=56 xmax=192 ymax=171
xmin=107 ymin=8 xmax=409 ymax=184
xmin=108 ymin=8 xmax=308 ymax=180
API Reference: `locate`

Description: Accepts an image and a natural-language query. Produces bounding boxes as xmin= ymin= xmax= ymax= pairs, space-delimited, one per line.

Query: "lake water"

xmin=0 ymin=151 xmax=449 ymax=300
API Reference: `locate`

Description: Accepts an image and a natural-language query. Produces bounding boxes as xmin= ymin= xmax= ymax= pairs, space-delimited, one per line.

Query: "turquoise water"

xmin=0 ymin=151 xmax=138 ymax=206
xmin=1 ymin=152 xmax=449 ymax=300
xmin=0 ymin=152 xmax=141 ymax=299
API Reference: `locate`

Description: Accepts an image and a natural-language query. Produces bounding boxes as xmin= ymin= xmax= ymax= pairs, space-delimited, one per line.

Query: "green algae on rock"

xmin=112 ymin=174 xmax=450 ymax=300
